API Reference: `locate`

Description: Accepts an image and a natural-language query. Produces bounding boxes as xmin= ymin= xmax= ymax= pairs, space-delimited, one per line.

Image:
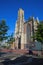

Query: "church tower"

xmin=15 ymin=8 xmax=25 ymax=49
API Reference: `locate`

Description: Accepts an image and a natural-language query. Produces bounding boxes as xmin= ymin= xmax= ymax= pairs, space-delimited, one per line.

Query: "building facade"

xmin=14 ymin=8 xmax=39 ymax=49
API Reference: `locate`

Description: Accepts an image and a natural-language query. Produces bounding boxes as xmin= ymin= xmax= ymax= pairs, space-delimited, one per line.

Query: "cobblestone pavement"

xmin=0 ymin=49 xmax=43 ymax=65
xmin=0 ymin=55 xmax=43 ymax=65
xmin=0 ymin=52 xmax=23 ymax=62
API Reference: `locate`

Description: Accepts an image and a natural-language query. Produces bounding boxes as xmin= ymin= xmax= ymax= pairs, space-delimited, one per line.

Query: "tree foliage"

xmin=0 ymin=20 xmax=8 ymax=41
xmin=36 ymin=23 xmax=43 ymax=43
xmin=7 ymin=33 xmax=15 ymax=45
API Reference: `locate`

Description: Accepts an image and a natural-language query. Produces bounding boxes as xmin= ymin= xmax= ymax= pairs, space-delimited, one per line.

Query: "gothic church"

xmin=14 ymin=8 xmax=39 ymax=49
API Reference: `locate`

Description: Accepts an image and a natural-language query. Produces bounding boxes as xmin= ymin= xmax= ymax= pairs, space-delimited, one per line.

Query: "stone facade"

xmin=14 ymin=8 xmax=39 ymax=49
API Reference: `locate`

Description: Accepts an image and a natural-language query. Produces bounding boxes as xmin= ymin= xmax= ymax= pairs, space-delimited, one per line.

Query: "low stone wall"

xmin=0 ymin=49 xmax=43 ymax=56
xmin=0 ymin=49 xmax=29 ymax=54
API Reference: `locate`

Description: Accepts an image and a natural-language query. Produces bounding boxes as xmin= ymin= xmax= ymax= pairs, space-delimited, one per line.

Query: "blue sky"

xmin=0 ymin=0 xmax=43 ymax=36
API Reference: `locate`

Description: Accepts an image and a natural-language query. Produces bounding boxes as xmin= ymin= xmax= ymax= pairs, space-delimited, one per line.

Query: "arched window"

xmin=27 ymin=23 xmax=31 ymax=43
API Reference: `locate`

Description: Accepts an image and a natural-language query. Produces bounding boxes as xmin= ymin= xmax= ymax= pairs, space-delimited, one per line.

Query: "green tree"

xmin=0 ymin=20 xmax=9 ymax=45
xmin=7 ymin=33 xmax=15 ymax=48
xmin=35 ymin=23 xmax=43 ymax=51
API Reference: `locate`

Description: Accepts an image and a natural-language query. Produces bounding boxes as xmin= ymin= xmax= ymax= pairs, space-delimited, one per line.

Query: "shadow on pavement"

xmin=0 ymin=55 xmax=43 ymax=65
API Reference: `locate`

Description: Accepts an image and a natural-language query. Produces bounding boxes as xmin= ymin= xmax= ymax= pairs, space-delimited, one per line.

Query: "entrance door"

xmin=18 ymin=36 xmax=21 ymax=49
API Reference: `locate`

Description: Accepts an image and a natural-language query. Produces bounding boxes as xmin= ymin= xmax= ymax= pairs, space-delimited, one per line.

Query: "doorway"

xmin=18 ymin=36 xmax=21 ymax=49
